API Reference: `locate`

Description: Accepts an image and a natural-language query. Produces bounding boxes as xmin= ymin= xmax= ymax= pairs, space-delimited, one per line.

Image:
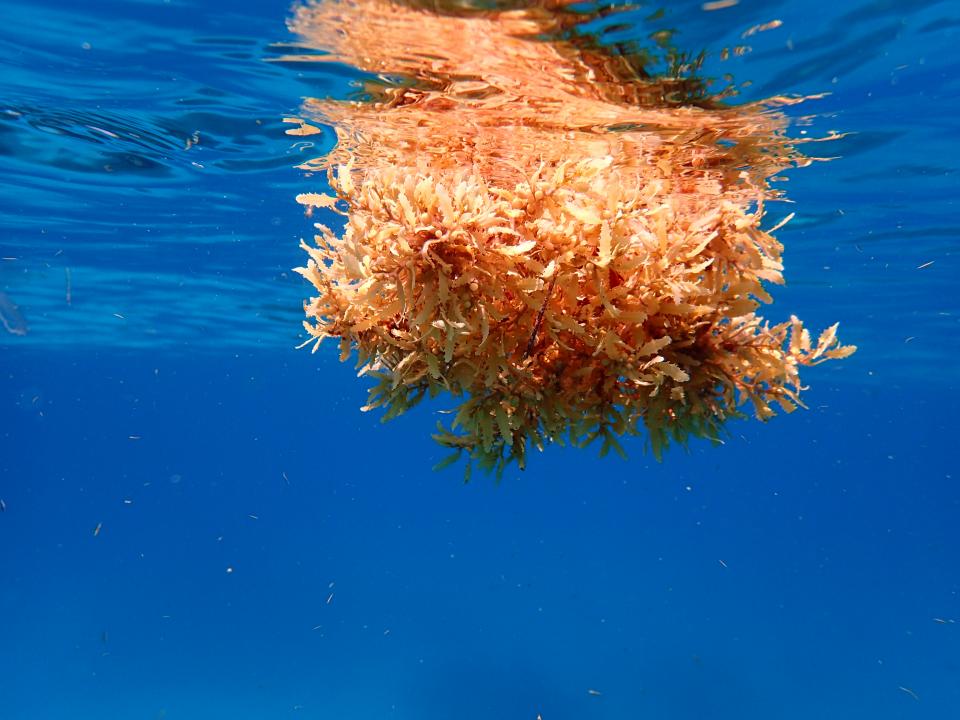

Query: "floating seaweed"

xmin=286 ymin=0 xmax=855 ymax=476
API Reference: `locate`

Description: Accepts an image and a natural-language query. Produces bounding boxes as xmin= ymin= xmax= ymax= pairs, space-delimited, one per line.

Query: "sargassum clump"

xmin=288 ymin=0 xmax=855 ymax=476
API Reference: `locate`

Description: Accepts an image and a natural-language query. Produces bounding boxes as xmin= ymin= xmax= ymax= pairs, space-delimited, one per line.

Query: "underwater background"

xmin=1 ymin=0 xmax=958 ymax=718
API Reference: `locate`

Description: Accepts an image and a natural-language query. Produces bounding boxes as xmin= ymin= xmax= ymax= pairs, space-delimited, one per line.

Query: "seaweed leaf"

xmin=433 ymin=450 xmax=462 ymax=472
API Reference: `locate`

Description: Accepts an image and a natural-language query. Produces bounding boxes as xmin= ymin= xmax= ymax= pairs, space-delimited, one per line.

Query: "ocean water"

xmin=1 ymin=1 xmax=958 ymax=719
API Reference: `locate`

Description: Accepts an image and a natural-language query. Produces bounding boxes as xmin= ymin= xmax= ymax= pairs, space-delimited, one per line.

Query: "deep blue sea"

xmin=1 ymin=1 xmax=958 ymax=718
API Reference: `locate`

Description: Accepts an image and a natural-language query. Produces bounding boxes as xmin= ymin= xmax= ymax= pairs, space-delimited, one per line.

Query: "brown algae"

xmin=285 ymin=0 xmax=855 ymax=475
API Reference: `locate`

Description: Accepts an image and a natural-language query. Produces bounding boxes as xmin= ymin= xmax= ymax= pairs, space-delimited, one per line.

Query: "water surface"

xmin=1 ymin=1 xmax=958 ymax=719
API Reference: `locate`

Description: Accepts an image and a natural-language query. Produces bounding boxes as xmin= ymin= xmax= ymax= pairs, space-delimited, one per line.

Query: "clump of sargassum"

xmin=284 ymin=0 xmax=855 ymax=478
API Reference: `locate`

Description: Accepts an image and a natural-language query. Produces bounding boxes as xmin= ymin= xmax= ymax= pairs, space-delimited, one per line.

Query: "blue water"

xmin=1 ymin=1 xmax=958 ymax=718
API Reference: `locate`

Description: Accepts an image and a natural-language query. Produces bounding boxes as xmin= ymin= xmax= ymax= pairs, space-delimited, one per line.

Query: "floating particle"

xmin=703 ymin=0 xmax=738 ymax=9
xmin=742 ymin=20 xmax=783 ymax=39
xmin=898 ymin=686 xmax=919 ymax=701
xmin=0 ymin=291 xmax=27 ymax=336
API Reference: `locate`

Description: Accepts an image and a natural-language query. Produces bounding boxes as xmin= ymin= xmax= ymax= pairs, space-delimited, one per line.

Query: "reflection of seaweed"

xmin=288 ymin=0 xmax=854 ymax=476
xmin=0 ymin=290 xmax=28 ymax=336
xmin=367 ymin=0 xmax=724 ymax=107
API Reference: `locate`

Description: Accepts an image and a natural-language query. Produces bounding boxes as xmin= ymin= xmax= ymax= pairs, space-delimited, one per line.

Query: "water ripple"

xmin=0 ymin=0 xmax=956 ymax=381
